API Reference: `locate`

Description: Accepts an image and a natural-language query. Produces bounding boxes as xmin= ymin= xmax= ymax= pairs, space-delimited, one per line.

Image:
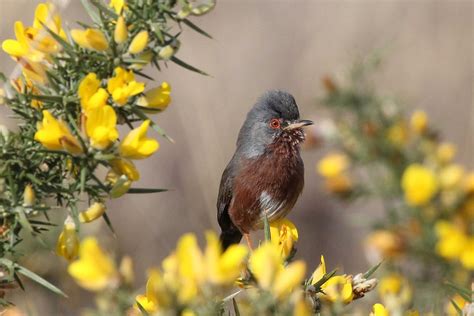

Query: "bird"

xmin=217 ymin=90 xmax=313 ymax=250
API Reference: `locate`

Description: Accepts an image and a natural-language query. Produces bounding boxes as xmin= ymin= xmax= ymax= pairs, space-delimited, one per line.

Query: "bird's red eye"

xmin=270 ymin=118 xmax=280 ymax=129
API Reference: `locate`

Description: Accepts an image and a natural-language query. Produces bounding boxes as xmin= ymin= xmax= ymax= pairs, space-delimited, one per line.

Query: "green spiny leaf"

xmin=14 ymin=264 xmax=67 ymax=297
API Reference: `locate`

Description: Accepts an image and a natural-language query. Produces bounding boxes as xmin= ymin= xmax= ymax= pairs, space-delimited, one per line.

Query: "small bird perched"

xmin=217 ymin=90 xmax=313 ymax=250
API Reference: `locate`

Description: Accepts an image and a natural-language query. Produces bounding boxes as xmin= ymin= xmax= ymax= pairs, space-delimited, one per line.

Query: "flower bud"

xmin=56 ymin=216 xmax=79 ymax=261
xmin=128 ymin=31 xmax=148 ymax=54
xmin=158 ymin=45 xmax=175 ymax=60
xmin=114 ymin=16 xmax=128 ymax=44
xmin=71 ymin=28 xmax=109 ymax=51
xmin=79 ymin=202 xmax=106 ymax=223
xmin=23 ymin=184 xmax=35 ymax=207
xmin=119 ymin=256 xmax=134 ymax=286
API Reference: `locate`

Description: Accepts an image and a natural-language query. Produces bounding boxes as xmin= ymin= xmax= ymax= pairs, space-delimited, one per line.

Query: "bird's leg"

xmin=244 ymin=233 xmax=253 ymax=251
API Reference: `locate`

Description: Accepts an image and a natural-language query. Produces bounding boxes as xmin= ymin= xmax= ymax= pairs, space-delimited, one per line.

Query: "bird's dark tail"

xmin=219 ymin=229 xmax=242 ymax=250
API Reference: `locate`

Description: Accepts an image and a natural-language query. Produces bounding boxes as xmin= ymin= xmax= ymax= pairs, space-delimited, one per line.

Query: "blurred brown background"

xmin=0 ymin=0 xmax=473 ymax=314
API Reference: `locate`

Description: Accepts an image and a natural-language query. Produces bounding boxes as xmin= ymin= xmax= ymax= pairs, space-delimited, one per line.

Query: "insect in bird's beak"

xmin=283 ymin=119 xmax=314 ymax=130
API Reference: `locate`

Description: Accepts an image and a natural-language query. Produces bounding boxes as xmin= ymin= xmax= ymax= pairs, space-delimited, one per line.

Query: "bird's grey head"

xmin=236 ymin=90 xmax=313 ymax=158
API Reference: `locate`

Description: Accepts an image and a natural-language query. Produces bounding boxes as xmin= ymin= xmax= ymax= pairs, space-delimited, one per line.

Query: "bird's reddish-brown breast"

xmin=229 ymin=129 xmax=305 ymax=233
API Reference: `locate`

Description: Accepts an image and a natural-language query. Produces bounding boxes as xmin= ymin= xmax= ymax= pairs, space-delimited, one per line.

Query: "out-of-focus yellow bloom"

xmin=435 ymin=220 xmax=467 ymax=260
xmin=135 ymin=294 xmax=157 ymax=313
xmin=23 ymin=184 xmax=35 ymax=207
xmin=321 ymin=275 xmax=353 ymax=304
xmin=135 ymin=269 xmax=167 ymax=313
xmin=2 ymin=21 xmax=44 ymax=61
xmin=386 ymin=121 xmax=408 ymax=147
xmin=34 ymin=110 xmax=83 ymax=154
xmin=78 ymin=73 xmax=109 ymax=111
xmin=68 ymin=237 xmax=118 ymax=291
xmin=78 ymin=202 xmax=106 ymax=223
xmin=114 ymin=16 xmax=128 ymax=44
xmin=0 ymin=88 xmax=5 ymax=105
xmin=310 ymin=255 xmax=326 ymax=285
xmin=365 ymin=230 xmax=403 ymax=261
xmin=85 ymin=105 xmax=119 ymax=149
xmin=401 ymin=164 xmax=438 ymax=206
xmin=370 ymin=303 xmax=389 ymax=316
xmin=20 ymin=59 xmax=47 ymax=85
xmin=204 ymin=231 xmax=248 ymax=285
xmin=437 ymin=143 xmax=456 ymax=164
xmin=249 ymin=242 xmax=306 ymax=298
xmin=439 ymin=164 xmax=464 ymax=189
xmin=110 ymin=0 xmax=125 ymax=14
xmin=445 ymin=294 xmax=468 ymax=316
xmin=119 ymin=256 xmax=134 ymax=286
xmin=120 ymin=120 xmax=159 ymax=159
xmin=71 ymin=28 xmax=109 ymax=51
xmin=463 ymin=172 xmax=474 ymax=194
xmin=107 ymin=67 xmax=145 ymax=105
xmin=378 ymin=274 xmax=412 ymax=305
xmin=293 ymin=293 xmax=312 ymax=316
xmin=11 ymin=78 xmax=42 ymax=108
xmin=110 ymin=158 xmax=140 ymax=181
xmin=56 ymin=216 xmax=79 ymax=262
xmin=317 ymin=153 xmax=349 ymax=178
xmin=410 ymin=110 xmax=428 ymax=134
xmin=128 ymin=30 xmax=149 ymax=54
xmin=270 ymin=218 xmax=298 ymax=259
xmin=324 ymin=174 xmax=352 ymax=194
xmin=460 ymin=237 xmax=474 ymax=270
xmin=28 ymin=3 xmax=66 ymax=54
xmin=137 ymin=82 xmax=172 ymax=112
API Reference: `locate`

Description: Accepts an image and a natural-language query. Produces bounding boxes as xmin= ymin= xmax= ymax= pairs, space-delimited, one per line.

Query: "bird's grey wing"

xmin=217 ymin=158 xmax=242 ymax=249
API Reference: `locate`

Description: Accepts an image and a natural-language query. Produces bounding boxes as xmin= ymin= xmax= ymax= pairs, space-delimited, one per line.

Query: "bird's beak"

xmin=283 ymin=119 xmax=314 ymax=130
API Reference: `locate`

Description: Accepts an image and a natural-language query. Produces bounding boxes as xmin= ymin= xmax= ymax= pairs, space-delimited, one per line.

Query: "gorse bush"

xmin=313 ymin=55 xmax=473 ymax=315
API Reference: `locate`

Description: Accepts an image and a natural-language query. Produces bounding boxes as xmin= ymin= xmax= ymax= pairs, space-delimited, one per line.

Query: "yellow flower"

xmin=365 ymin=230 xmax=403 ymax=261
xmin=135 ymin=268 xmax=170 ymax=313
xmin=107 ymin=67 xmax=145 ymax=105
xmin=23 ymin=184 xmax=35 ymax=207
xmin=445 ymin=294 xmax=467 ymax=316
xmin=135 ymin=294 xmax=157 ymax=313
xmin=110 ymin=0 xmax=125 ymax=14
xmin=120 ymin=120 xmax=159 ymax=159
xmin=0 ymin=88 xmax=5 ymax=105
xmin=370 ymin=303 xmax=389 ymax=316
xmin=85 ymin=105 xmax=119 ymax=149
xmin=270 ymin=218 xmax=298 ymax=259
xmin=293 ymin=293 xmax=312 ymax=316
xmin=56 ymin=216 xmax=79 ymax=262
xmin=401 ymin=164 xmax=438 ymax=206
xmin=249 ymin=242 xmax=306 ymax=298
xmin=321 ymin=275 xmax=353 ymax=304
xmin=317 ymin=153 xmax=349 ymax=178
xmin=137 ymin=82 xmax=172 ymax=112
xmin=27 ymin=3 xmax=66 ymax=54
xmin=71 ymin=28 xmax=109 ymax=51
xmin=158 ymin=45 xmax=177 ymax=60
xmin=310 ymin=255 xmax=326 ymax=285
xmin=78 ymin=202 xmax=106 ymax=223
xmin=119 ymin=256 xmax=134 ymax=286
xmin=435 ymin=220 xmax=467 ymax=260
xmin=34 ymin=110 xmax=83 ymax=154
xmin=110 ymin=158 xmax=140 ymax=181
xmin=378 ymin=274 xmax=412 ymax=305
xmin=410 ymin=110 xmax=428 ymax=134
xmin=20 ymin=59 xmax=48 ymax=85
xmin=462 ymin=172 xmax=474 ymax=193
xmin=387 ymin=121 xmax=408 ymax=147
xmin=11 ymin=77 xmax=42 ymax=108
xmin=175 ymin=234 xmax=204 ymax=303
xmin=439 ymin=164 xmax=464 ymax=189
xmin=78 ymin=73 xmax=109 ymax=111
xmin=324 ymin=174 xmax=352 ymax=194
xmin=204 ymin=231 xmax=248 ymax=285
xmin=128 ymin=30 xmax=149 ymax=54
xmin=114 ymin=16 xmax=128 ymax=44
xmin=437 ymin=142 xmax=456 ymax=164
xmin=68 ymin=237 xmax=118 ymax=291
xmin=2 ymin=21 xmax=45 ymax=62
xmin=460 ymin=237 xmax=474 ymax=270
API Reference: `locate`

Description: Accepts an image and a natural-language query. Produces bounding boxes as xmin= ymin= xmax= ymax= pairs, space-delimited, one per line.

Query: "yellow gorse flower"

xmin=114 ymin=16 xmax=128 ymax=44
xmin=386 ymin=121 xmax=408 ymax=147
xmin=128 ymin=30 xmax=149 ymax=54
xmin=410 ymin=110 xmax=428 ymax=134
xmin=321 ymin=275 xmax=353 ymax=304
xmin=401 ymin=164 xmax=438 ymax=206
xmin=110 ymin=158 xmax=140 ymax=181
xmin=270 ymin=218 xmax=298 ymax=259
xmin=249 ymin=242 xmax=306 ymax=299
xmin=85 ymin=105 xmax=119 ymax=150
xmin=2 ymin=21 xmax=45 ymax=62
xmin=78 ymin=73 xmax=109 ymax=111
xmin=107 ymin=67 xmax=145 ymax=105
xmin=137 ymin=82 xmax=172 ymax=112
xmin=438 ymin=164 xmax=464 ymax=189
xmin=370 ymin=303 xmax=389 ymax=316
xmin=28 ymin=3 xmax=66 ymax=54
xmin=23 ymin=184 xmax=35 ymax=207
xmin=119 ymin=120 xmax=159 ymax=159
xmin=78 ymin=202 xmax=106 ymax=223
xmin=378 ymin=274 xmax=412 ymax=305
xmin=56 ymin=216 xmax=79 ymax=262
xmin=310 ymin=255 xmax=326 ymax=285
xmin=71 ymin=28 xmax=109 ymax=51
xmin=110 ymin=0 xmax=126 ymax=14
xmin=68 ymin=237 xmax=118 ymax=291
xmin=435 ymin=220 xmax=473 ymax=269
xmin=317 ymin=153 xmax=349 ymax=178
xmin=34 ymin=110 xmax=83 ymax=154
